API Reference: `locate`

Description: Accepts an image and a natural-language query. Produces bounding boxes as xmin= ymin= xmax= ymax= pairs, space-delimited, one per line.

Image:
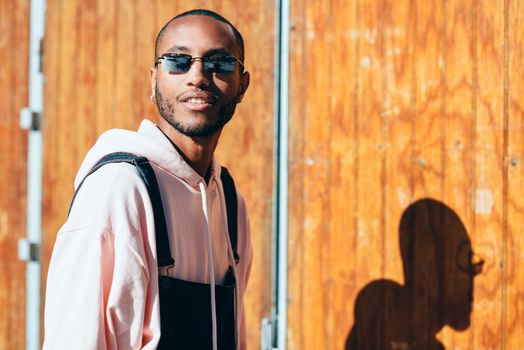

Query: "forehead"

xmin=158 ymin=15 xmax=239 ymax=56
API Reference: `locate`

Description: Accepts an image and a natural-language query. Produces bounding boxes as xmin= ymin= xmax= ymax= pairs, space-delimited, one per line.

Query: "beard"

xmin=155 ymin=86 xmax=237 ymax=137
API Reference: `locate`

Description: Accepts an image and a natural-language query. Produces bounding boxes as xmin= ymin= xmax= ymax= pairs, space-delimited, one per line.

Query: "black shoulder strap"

xmin=220 ymin=167 xmax=239 ymax=264
xmin=68 ymin=152 xmax=174 ymax=268
xmin=68 ymin=152 xmax=240 ymax=267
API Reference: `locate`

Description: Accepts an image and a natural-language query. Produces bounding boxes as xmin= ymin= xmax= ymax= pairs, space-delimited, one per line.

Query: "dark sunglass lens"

xmin=162 ymin=55 xmax=192 ymax=72
xmin=204 ymin=57 xmax=236 ymax=73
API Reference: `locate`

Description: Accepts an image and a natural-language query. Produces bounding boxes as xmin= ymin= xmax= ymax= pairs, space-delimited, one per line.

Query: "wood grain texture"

xmin=288 ymin=0 xmax=524 ymax=349
xmin=0 ymin=0 xmax=29 ymax=349
xmin=472 ymin=0 xmax=505 ymax=348
xmin=3 ymin=0 xmax=524 ymax=348
xmin=505 ymin=0 xmax=524 ymax=348
xmin=40 ymin=1 xmax=275 ymax=349
xmin=440 ymin=0 xmax=477 ymax=347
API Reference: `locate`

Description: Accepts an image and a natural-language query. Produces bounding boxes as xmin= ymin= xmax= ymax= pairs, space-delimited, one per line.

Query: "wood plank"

xmin=355 ymin=0 xmax=386 ymax=285
xmin=0 ymin=1 xmax=29 ymax=348
xmin=329 ymin=0 xmax=358 ymax=348
xmin=41 ymin=0 xmax=62 ymax=300
xmin=441 ymin=0 xmax=477 ymax=347
xmin=412 ymin=1 xmax=463 ymax=348
xmin=286 ymin=0 xmax=333 ymax=348
xmin=95 ymin=0 xmax=116 ymax=133
xmin=412 ymin=0 xmax=444 ymax=199
xmin=299 ymin=0 xmax=332 ymax=347
xmin=381 ymin=0 xmax=415 ymax=292
xmin=112 ymin=0 xmax=135 ymax=129
xmin=472 ymin=0 xmax=505 ymax=347
xmin=133 ymin=0 xmax=156 ymax=129
xmin=75 ymin=0 xmax=97 ymax=175
xmin=42 ymin=0 xmax=79 ymax=293
xmin=505 ymin=0 xmax=524 ymax=347
xmin=346 ymin=0 xmax=393 ymax=348
xmin=287 ymin=0 xmax=306 ymax=347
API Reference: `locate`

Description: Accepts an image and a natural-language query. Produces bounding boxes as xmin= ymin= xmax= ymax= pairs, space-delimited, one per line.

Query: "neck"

xmin=157 ymin=118 xmax=221 ymax=180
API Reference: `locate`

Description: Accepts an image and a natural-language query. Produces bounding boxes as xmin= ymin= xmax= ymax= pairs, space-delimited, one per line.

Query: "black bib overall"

xmin=71 ymin=152 xmax=239 ymax=350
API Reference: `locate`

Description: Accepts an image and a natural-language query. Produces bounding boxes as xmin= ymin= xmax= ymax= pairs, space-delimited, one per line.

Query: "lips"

xmin=177 ymin=91 xmax=218 ymax=111
xmin=179 ymin=91 xmax=218 ymax=105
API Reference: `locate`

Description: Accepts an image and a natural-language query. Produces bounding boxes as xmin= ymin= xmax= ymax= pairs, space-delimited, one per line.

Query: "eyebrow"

xmin=164 ymin=45 xmax=190 ymax=53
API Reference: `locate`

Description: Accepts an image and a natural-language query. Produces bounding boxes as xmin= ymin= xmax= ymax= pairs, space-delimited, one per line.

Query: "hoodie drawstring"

xmin=198 ymin=181 xmax=218 ymax=350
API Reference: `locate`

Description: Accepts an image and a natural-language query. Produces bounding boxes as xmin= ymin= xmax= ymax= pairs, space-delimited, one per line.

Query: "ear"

xmin=150 ymin=66 xmax=157 ymax=98
xmin=236 ymin=71 xmax=250 ymax=103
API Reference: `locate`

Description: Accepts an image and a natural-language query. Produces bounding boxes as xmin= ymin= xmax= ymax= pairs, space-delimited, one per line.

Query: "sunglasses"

xmin=155 ymin=53 xmax=244 ymax=74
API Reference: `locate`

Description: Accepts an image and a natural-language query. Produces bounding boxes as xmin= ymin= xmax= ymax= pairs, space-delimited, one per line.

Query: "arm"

xmin=235 ymin=194 xmax=254 ymax=350
xmin=43 ymin=164 xmax=159 ymax=350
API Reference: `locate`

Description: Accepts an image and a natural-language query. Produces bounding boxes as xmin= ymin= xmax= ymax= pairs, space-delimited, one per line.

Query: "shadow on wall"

xmin=345 ymin=198 xmax=484 ymax=350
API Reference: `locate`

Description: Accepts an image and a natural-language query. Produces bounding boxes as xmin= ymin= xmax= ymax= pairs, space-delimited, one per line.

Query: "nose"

xmin=187 ymin=58 xmax=210 ymax=89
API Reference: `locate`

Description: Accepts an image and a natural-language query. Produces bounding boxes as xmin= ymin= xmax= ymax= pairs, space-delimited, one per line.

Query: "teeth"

xmin=186 ymin=98 xmax=208 ymax=104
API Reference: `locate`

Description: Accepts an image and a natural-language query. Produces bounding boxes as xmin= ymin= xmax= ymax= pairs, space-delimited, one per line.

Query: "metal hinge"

xmin=18 ymin=239 xmax=40 ymax=262
xmin=261 ymin=317 xmax=278 ymax=350
xmin=19 ymin=108 xmax=41 ymax=131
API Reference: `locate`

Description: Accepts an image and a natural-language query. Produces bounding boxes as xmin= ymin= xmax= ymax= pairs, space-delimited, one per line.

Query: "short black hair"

xmin=155 ymin=9 xmax=245 ymax=61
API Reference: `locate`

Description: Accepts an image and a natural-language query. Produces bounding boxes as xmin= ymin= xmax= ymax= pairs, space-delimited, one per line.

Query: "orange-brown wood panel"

xmin=505 ymin=0 xmax=524 ymax=347
xmin=287 ymin=0 xmax=306 ymax=347
xmin=380 ymin=0 xmax=413 ymax=316
xmin=412 ymin=0 xmax=444 ymax=198
xmin=300 ymin=0 xmax=332 ymax=348
xmin=472 ymin=1 xmax=505 ymax=348
xmin=379 ymin=0 xmax=417 ymax=346
xmin=0 ymin=0 xmax=29 ymax=349
xmin=287 ymin=0 xmax=523 ymax=349
xmin=41 ymin=1 xmax=275 ymax=349
xmin=329 ymin=0 xmax=358 ymax=349
xmin=440 ymin=0 xmax=477 ymax=347
xmin=355 ymin=0 xmax=386 ymax=288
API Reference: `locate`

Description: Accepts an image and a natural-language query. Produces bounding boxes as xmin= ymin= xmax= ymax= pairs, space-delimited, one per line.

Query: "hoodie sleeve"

xmin=43 ymin=163 xmax=160 ymax=350
xmin=236 ymin=193 xmax=254 ymax=350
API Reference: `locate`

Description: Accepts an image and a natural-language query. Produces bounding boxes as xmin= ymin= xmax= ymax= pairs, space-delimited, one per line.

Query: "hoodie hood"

xmin=74 ymin=119 xmax=221 ymax=189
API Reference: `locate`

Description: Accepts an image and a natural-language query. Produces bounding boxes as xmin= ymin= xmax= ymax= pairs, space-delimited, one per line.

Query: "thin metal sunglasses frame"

xmin=155 ymin=53 xmax=245 ymax=73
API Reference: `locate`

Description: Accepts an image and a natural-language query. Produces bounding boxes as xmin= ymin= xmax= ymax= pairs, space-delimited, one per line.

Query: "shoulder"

xmin=66 ymin=162 xmax=151 ymax=230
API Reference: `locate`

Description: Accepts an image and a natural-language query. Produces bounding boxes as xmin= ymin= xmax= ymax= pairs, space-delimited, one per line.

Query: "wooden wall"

xmin=2 ymin=0 xmax=524 ymax=349
xmin=288 ymin=0 xmax=524 ymax=349
xmin=40 ymin=0 xmax=275 ymax=349
xmin=0 ymin=0 xmax=29 ymax=349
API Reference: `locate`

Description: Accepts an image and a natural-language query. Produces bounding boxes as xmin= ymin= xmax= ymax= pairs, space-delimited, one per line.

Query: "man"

xmin=43 ymin=9 xmax=252 ymax=350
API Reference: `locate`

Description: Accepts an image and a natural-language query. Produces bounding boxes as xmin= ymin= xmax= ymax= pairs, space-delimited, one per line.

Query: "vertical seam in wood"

xmin=352 ymin=0 xmax=360 ymax=292
xmin=325 ymin=0 xmax=333 ymax=346
xmin=501 ymin=0 xmax=510 ymax=348
xmin=409 ymin=0 xmax=417 ymax=199
xmin=378 ymin=0 xmax=387 ymax=280
xmin=470 ymin=0 xmax=478 ymax=346
xmin=131 ymin=0 xmax=137 ymax=123
xmin=299 ymin=1 xmax=306 ymax=348
xmin=94 ymin=0 xmax=98 ymax=137
xmin=112 ymin=0 xmax=119 ymax=125
xmin=440 ymin=0 xmax=447 ymax=200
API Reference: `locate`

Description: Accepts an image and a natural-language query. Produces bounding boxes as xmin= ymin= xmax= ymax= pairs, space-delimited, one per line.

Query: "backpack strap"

xmin=68 ymin=152 xmax=174 ymax=268
xmin=68 ymin=152 xmax=240 ymax=267
xmin=220 ymin=167 xmax=239 ymax=264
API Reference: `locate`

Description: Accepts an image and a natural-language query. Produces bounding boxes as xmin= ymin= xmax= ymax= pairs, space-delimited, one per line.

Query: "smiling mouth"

xmin=181 ymin=97 xmax=216 ymax=111
xmin=184 ymin=98 xmax=212 ymax=105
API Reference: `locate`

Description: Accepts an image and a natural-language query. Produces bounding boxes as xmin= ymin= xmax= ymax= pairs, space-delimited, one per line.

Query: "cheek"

xmin=157 ymin=74 xmax=183 ymax=98
xmin=212 ymin=76 xmax=240 ymax=96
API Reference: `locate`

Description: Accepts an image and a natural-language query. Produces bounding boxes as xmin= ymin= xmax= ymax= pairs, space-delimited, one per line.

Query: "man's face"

xmin=152 ymin=15 xmax=249 ymax=137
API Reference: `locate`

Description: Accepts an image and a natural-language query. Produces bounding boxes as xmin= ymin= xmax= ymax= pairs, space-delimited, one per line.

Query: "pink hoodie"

xmin=43 ymin=119 xmax=253 ymax=350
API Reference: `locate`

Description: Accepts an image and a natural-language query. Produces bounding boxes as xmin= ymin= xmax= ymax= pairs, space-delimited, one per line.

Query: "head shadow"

xmin=345 ymin=198 xmax=483 ymax=350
